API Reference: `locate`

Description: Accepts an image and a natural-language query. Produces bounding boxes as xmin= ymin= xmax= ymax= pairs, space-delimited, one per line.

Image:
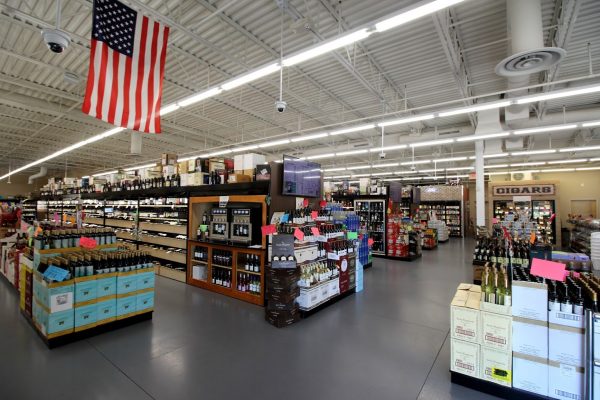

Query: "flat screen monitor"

xmin=282 ymin=155 xmax=322 ymax=198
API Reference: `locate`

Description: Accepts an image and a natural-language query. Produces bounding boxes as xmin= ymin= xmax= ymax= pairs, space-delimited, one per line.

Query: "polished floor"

xmin=0 ymin=238 xmax=501 ymax=400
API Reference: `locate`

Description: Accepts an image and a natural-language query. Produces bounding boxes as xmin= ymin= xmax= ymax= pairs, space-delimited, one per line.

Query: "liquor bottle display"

xmin=480 ymin=264 xmax=511 ymax=306
xmin=33 ymin=227 xmax=117 ymax=250
xmin=472 ymin=237 xmax=530 ymax=267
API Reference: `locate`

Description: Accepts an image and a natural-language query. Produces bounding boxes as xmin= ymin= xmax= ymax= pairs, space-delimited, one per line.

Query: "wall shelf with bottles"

xmin=20 ymin=199 xmax=38 ymax=223
xmin=418 ymin=201 xmax=464 ymax=238
xmin=187 ymin=195 xmax=267 ymax=306
xmin=354 ymin=198 xmax=387 ymax=255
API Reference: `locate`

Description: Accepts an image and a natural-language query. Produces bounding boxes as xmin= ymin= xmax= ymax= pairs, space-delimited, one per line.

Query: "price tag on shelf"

xmin=199 ymin=225 xmax=208 ymax=232
xmin=53 ymin=213 xmax=60 ymax=223
xmin=319 ymin=200 xmax=327 ymax=208
xmin=43 ymin=265 xmax=69 ymax=282
xmin=293 ymin=227 xmax=304 ymax=241
xmin=531 ymin=258 xmax=566 ymax=282
xmin=80 ymin=237 xmax=98 ymax=249
xmin=311 ymin=227 xmax=320 ymax=236
xmin=261 ymin=224 xmax=277 ymax=236
xmin=303 ymin=198 xmax=309 ymax=207
xmin=529 ymin=231 xmax=536 ymax=244
xmin=219 ymin=196 xmax=229 ymax=208
xmin=280 ymin=213 xmax=289 ymax=223
xmin=368 ymin=238 xmax=374 ymax=247
xmin=347 ymin=231 xmax=358 ymax=240
xmin=310 ymin=211 xmax=318 ymax=220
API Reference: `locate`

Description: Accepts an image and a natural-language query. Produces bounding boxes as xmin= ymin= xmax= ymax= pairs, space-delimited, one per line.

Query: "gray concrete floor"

xmin=0 ymin=238 xmax=501 ymax=400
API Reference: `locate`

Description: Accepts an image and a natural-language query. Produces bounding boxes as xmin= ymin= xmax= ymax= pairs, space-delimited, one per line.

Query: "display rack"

xmin=354 ymin=198 xmax=386 ymax=255
xmin=569 ymin=218 xmax=600 ymax=255
xmin=186 ymin=194 xmax=267 ymax=306
xmin=20 ymin=199 xmax=37 ymax=223
xmin=418 ymin=201 xmax=464 ymax=237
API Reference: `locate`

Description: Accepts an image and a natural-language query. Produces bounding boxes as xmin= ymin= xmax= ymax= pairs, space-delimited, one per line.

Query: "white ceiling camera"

xmin=275 ymin=100 xmax=287 ymax=113
xmin=42 ymin=28 xmax=71 ymax=54
xmin=379 ymin=152 xmax=386 ymax=159
xmin=410 ymin=165 xmax=417 ymax=171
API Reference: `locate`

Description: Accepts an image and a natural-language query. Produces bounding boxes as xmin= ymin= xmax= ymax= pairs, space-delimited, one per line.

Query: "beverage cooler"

xmin=354 ymin=199 xmax=386 ymax=256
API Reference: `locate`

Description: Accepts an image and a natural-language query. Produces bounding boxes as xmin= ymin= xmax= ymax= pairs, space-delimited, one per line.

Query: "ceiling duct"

xmin=28 ymin=166 xmax=47 ymax=184
xmin=498 ymin=0 xmax=566 ymax=125
xmin=474 ymin=108 xmax=506 ymax=155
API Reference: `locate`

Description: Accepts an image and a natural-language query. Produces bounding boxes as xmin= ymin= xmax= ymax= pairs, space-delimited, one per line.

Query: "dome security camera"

xmin=275 ymin=100 xmax=287 ymax=113
xmin=41 ymin=28 xmax=71 ymax=54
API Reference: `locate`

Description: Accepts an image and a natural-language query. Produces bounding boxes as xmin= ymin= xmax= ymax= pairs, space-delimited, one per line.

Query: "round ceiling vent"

xmin=495 ymin=47 xmax=566 ymax=77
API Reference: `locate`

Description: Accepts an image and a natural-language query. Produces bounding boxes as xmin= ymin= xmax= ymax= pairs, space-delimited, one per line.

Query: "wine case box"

xmin=512 ymin=280 xmax=548 ymax=322
xmin=512 ymin=318 xmax=548 ymax=358
xmin=512 ymin=352 xmax=548 ymax=397
xmin=480 ymin=346 xmax=512 ymax=387
xmin=450 ymin=284 xmax=481 ymax=344
xmin=548 ymin=362 xmax=584 ymax=400
xmin=450 ymin=338 xmax=480 ymax=378
xmin=74 ymin=277 xmax=97 ymax=306
xmin=266 ymin=300 xmax=298 ymax=312
xmin=161 ymin=153 xmax=177 ymax=166
xmin=548 ymin=309 xmax=585 ymax=367
xmin=228 ymin=174 xmax=251 ymax=184
xmin=243 ymin=153 xmax=266 ymax=170
xmin=296 ymin=286 xmax=321 ymax=309
xmin=74 ymin=303 xmax=97 ymax=331
xmin=266 ymin=272 xmax=299 ymax=287
xmin=265 ymin=308 xmax=299 ymax=328
xmin=480 ymin=311 xmax=511 ymax=352
xmin=266 ymin=267 xmax=300 ymax=279
xmin=255 ymin=164 xmax=271 ymax=181
xmin=266 ymin=281 xmax=298 ymax=294
xmin=266 ymin=286 xmax=300 ymax=303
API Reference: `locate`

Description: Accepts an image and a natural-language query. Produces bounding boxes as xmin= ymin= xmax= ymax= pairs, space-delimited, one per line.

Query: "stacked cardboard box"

xmin=512 ymin=280 xmax=549 ymax=397
xmin=480 ymin=300 xmax=512 ymax=387
xmin=265 ymin=267 xmax=300 ymax=328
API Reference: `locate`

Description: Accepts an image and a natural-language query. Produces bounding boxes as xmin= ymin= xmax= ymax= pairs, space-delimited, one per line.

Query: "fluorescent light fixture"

xmin=306 ymin=153 xmax=335 ymax=160
xmin=577 ymin=167 xmax=600 ymax=171
xmin=323 ymin=167 xmax=347 ymax=172
xmin=92 ymin=170 xmax=118 ymax=177
xmin=590 ymin=158 xmax=600 ymax=162
xmin=207 ymin=149 xmax=232 ymax=156
xmin=582 ymin=121 xmax=600 ymax=127
xmin=516 ymin=84 xmax=600 ymax=104
xmin=232 ymin=145 xmax=259 ymax=152
xmin=124 ymin=163 xmax=156 ymax=171
xmin=485 ymin=171 xmax=511 ymax=176
xmin=457 ymin=132 xmax=510 ymax=142
xmin=329 ymin=124 xmax=375 ymax=136
xmin=347 ymin=165 xmax=371 ymax=170
xmin=332 ymin=175 xmax=351 ymax=179
xmin=369 ymin=144 xmax=408 ymax=152
xmin=484 ymin=153 xmax=509 ymax=159
xmin=510 ymin=162 xmax=547 ymax=167
xmin=438 ymin=101 xmax=511 ymax=118
xmin=547 ymin=159 xmax=588 ymax=164
xmin=160 ymin=103 xmax=180 ymax=116
xmin=291 ymin=132 xmax=329 ymax=142
xmin=540 ymin=168 xmax=576 ymax=172
xmin=418 ymin=169 xmax=441 ymax=173
xmin=283 ymin=29 xmax=371 ymax=67
xmin=336 ymin=149 xmax=368 ymax=156
xmin=178 ymin=87 xmax=223 ymax=107
xmin=510 ymin=149 xmax=557 ymax=156
xmin=178 ymin=156 xmax=196 ymax=162
xmin=410 ymin=138 xmax=455 ymax=148
xmin=375 ymin=0 xmax=465 ymax=32
xmin=258 ymin=139 xmax=290 ymax=148
xmin=448 ymin=174 xmax=469 ymax=178
xmin=400 ymin=159 xmax=431 ymax=165
xmin=484 ymin=164 xmax=509 ymax=169
xmin=445 ymin=166 xmax=474 ymax=171
xmin=221 ymin=63 xmax=281 ymax=91
xmin=394 ymin=170 xmax=418 ymax=174
xmin=378 ymin=114 xmax=435 ymax=128
xmin=383 ymin=178 xmax=403 ymax=181
xmin=513 ymin=124 xmax=577 ymax=135
xmin=435 ymin=156 xmax=468 ymax=163
xmin=371 ymin=172 xmax=394 ymax=176
xmin=352 ymin=173 xmax=371 ymax=177
xmin=559 ymin=145 xmax=600 ymax=153
xmin=372 ymin=163 xmax=400 ymax=168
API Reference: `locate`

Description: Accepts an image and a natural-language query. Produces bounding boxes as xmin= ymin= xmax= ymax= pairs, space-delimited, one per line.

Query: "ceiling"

xmin=0 ymin=0 xmax=599 ymax=178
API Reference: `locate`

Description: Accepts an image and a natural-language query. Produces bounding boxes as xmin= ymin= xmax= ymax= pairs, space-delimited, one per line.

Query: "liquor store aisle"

xmin=0 ymin=238 xmax=499 ymax=400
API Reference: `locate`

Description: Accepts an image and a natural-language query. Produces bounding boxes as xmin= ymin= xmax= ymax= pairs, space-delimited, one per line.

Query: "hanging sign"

xmin=493 ymin=184 xmax=555 ymax=196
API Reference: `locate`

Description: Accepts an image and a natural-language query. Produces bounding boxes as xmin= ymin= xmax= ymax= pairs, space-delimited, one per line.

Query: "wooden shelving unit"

xmin=186 ymin=195 xmax=267 ymax=306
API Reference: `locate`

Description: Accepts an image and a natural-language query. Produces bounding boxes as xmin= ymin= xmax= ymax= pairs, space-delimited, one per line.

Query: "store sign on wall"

xmin=493 ymin=184 xmax=555 ymax=196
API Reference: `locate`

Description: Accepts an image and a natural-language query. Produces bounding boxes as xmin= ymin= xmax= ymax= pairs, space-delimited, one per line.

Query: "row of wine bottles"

xmin=34 ymin=228 xmax=116 ymax=250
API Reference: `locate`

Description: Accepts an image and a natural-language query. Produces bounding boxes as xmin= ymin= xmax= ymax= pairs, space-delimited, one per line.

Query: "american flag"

xmin=82 ymin=0 xmax=169 ymax=133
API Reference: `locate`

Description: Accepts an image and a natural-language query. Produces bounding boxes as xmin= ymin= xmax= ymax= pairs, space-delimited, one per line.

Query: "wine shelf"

xmin=139 ymin=221 xmax=186 ymax=235
xmin=137 ymin=233 xmax=186 ymax=249
xmin=138 ymin=244 xmax=187 ymax=265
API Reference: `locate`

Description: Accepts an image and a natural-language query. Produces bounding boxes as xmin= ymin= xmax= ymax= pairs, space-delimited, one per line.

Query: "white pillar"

xmin=475 ymin=140 xmax=485 ymax=227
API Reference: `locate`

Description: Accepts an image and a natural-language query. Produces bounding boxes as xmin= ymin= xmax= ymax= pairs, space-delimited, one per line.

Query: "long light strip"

xmin=221 ymin=63 xmax=281 ymax=90
xmin=329 ymin=124 xmax=376 ymax=136
xmin=559 ymin=145 xmax=600 ymax=153
xmin=547 ymin=159 xmax=589 ymax=164
xmin=400 ymin=159 xmax=431 ymax=165
xmin=369 ymin=144 xmax=408 ymax=152
xmin=378 ymin=114 xmax=435 ymax=128
xmin=510 ymin=161 xmax=547 ymax=167
xmin=484 ymin=164 xmax=509 ymax=169
xmin=374 ymin=0 xmax=465 ymax=32
xmin=457 ymin=133 xmax=510 ymax=142
xmin=258 ymin=139 xmax=290 ymax=148
xmin=434 ymin=156 xmax=468 ymax=163
xmin=513 ymin=124 xmax=578 ymax=136
xmin=510 ymin=149 xmax=557 ymax=156
xmin=92 ymin=170 xmax=118 ymax=177
xmin=516 ymin=85 xmax=600 ymax=104
xmin=290 ymin=132 xmax=329 ymax=142
xmin=438 ymin=101 xmax=511 ymax=117
xmin=410 ymin=138 xmax=455 ymax=148
xmin=336 ymin=149 xmax=369 ymax=156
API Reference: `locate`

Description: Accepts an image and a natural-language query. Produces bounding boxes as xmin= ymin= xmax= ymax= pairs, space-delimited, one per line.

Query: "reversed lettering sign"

xmin=493 ymin=184 xmax=554 ymax=196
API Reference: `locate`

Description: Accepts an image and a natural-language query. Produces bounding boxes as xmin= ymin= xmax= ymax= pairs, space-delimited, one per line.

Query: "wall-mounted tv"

xmin=282 ymin=155 xmax=322 ymax=198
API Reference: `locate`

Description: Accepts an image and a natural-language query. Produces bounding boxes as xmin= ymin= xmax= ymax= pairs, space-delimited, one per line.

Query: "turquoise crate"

xmin=136 ymin=291 xmax=154 ymax=312
xmin=137 ymin=272 xmax=155 ymax=291
xmin=36 ymin=282 xmax=74 ymax=313
xmin=42 ymin=309 xmax=74 ymax=336
xmin=97 ymin=276 xmax=117 ymax=298
xmin=116 ymin=295 xmax=137 ymax=317
xmin=116 ymin=275 xmax=137 ymax=295
xmin=74 ymin=303 xmax=97 ymax=329
xmin=74 ymin=279 xmax=97 ymax=304
xmin=97 ymin=299 xmax=117 ymax=322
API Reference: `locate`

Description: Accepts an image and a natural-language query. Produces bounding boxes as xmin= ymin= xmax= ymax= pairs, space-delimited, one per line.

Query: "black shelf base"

xmin=362 ymin=262 xmax=373 ymax=269
xmin=22 ymin=310 xmax=153 ymax=349
xmin=450 ymin=371 xmax=550 ymax=400
xmin=373 ymin=253 xmax=422 ymax=261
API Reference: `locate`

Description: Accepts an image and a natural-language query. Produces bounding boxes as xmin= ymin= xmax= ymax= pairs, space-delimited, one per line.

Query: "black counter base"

xmin=450 ymin=371 xmax=550 ymax=400
xmin=22 ymin=311 xmax=153 ymax=349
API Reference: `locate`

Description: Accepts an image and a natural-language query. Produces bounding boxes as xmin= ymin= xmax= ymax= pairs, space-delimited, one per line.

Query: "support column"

xmin=475 ymin=140 xmax=485 ymax=228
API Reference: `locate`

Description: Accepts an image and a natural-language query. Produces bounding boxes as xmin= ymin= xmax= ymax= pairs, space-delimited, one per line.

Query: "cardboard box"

xmin=512 ymin=353 xmax=548 ymax=397
xmin=234 ymin=155 xmax=244 ymax=171
xmin=512 ymin=318 xmax=548 ymax=358
xmin=255 ymin=164 xmax=271 ymax=181
xmin=161 ymin=153 xmax=177 ymax=166
xmin=243 ymin=153 xmax=266 ymax=170
xmin=243 ymin=169 xmax=254 ymax=179
xmin=228 ymin=174 xmax=251 ymax=183
xmin=209 ymin=159 xmax=225 ymax=173
xmin=512 ymin=280 xmax=548 ymax=322
xmin=450 ymin=284 xmax=481 ymax=344
xmin=450 ymin=338 xmax=480 ymax=378
xmin=481 ymin=311 xmax=512 ymax=352
xmin=480 ymin=346 xmax=512 ymax=387
xmin=549 ymin=309 xmax=585 ymax=367
xmin=548 ymin=362 xmax=584 ymax=400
